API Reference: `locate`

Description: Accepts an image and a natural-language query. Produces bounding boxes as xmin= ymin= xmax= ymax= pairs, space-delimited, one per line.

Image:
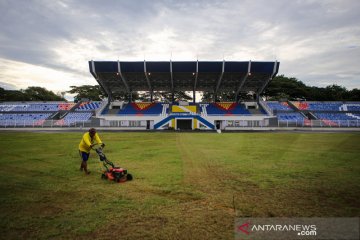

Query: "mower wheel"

xmin=126 ymin=173 xmax=133 ymax=181
xmin=101 ymin=173 xmax=107 ymax=179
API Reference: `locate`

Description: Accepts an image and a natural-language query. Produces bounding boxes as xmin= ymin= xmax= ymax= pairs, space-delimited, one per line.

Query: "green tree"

xmin=112 ymin=91 xmax=140 ymax=101
xmin=263 ymin=75 xmax=308 ymax=100
xmin=23 ymin=86 xmax=64 ymax=101
xmin=0 ymin=86 xmax=65 ymax=101
xmin=201 ymin=91 xmax=254 ymax=102
xmin=347 ymin=88 xmax=360 ymax=101
xmin=67 ymin=85 xmax=104 ymax=102
xmin=0 ymin=87 xmax=6 ymax=101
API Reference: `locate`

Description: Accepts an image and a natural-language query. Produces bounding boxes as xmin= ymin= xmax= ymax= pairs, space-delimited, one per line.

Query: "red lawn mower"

xmin=94 ymin=146 xmax=133 ymax=183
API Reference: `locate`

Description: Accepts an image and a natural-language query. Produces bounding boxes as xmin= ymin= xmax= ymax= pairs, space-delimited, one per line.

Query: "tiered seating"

xmin=55 ymin=112 xmax=93 ymax=126
xmin=205 ymin=102 xmax=250 ymax=115
xmin=292 ymin=101 xmax=360 ymax=111
xmin=75 ymin=101 xmax=102 ymax=111
xmin=264 ymin=101 xmax=293 ymax=112
xmin=315 ymin=113 xmax=360 ymax=127
xmin=0 ymin=103 xmax=75 ymax=112
xmin=305 ymin=102 xmax=342 ymax=111
xmin=277 ymin=113 xmax=305 ymax=123
xmin=27 ymin=104 xmax=58 ymax=111
xmin=340 ymin=103 xmax=360 ymax=111
xmin=315 ymin=113 xmax=360 ymax=121
xmin=58 ymin=103 xmax=75 ymax=110
xmin=118 ymin=102 xmax=163 ymax=115
xmin=0 ymin=105 xmax=24 ymax=112
xmin=0 ymin=113 xmax=51 ymax=126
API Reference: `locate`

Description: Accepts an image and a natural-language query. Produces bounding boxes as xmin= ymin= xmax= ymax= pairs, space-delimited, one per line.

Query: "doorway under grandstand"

xmin=176 ymin=119 xmax=192 ymax=130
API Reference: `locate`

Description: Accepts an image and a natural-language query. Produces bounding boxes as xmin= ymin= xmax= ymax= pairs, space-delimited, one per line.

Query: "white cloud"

xmin=0 ymin=0 xmax=359 ymax=92
xmin=0 ymin=58 xmax=96 ymax=92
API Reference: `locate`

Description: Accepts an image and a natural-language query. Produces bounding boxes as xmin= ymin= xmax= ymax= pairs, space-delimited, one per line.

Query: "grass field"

xmin=0 ymin=131 xmax=359 ymax=239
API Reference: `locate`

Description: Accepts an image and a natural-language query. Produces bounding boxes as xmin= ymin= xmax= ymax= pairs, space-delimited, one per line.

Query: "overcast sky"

xmin=0 ymin=0 xmax=359 ymax=98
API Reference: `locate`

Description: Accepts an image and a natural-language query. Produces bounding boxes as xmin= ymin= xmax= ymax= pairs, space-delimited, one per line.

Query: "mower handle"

xmin=91 ymin=143 xmax=105 ymax=149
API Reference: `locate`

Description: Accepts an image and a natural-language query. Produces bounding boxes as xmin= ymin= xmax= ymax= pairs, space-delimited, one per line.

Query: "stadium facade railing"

xmin=1 ymin=101 xmax=360 ymax=129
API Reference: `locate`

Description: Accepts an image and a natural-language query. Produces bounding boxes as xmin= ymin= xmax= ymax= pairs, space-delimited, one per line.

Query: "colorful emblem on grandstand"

xmin=133 ymin=102 xmax=154 ymax=111
xmin=215 ymin=102 xmax=236 ymax=111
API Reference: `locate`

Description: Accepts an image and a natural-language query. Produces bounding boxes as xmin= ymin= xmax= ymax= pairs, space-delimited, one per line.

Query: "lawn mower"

xmin=93 ymin=145 xmax=133 ymax=183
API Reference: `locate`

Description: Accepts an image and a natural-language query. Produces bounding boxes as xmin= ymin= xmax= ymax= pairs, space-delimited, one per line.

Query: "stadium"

xmin=0 ymin=60 xmax=359 ymax=240
xmin=0 ymin=60 xmax=360 ymax=130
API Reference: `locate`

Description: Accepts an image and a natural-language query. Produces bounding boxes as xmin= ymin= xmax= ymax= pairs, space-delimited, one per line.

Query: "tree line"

xmin=1 ymin=75 xmax=359 ymax=102
xmin=0 ymin=86 xmax=65 ymax=101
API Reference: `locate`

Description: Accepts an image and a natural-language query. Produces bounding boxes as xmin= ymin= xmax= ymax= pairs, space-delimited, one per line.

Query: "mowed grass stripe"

xmin=0 ymin=132 xmax=359 ymax=239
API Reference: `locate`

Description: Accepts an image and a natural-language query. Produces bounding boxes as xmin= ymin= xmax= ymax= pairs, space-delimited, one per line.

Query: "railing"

xmin=277 ymin=120 xmax=360 ymax=128
xmin=259 ymin=100 xmax=273 ymax=115
xmin=95 ymin=100 xmax=108 ymax=117
xmin=0 ymin=119 xmax=359 ymax=129
xmin=0 ymin=120 xmax=92 ymax=128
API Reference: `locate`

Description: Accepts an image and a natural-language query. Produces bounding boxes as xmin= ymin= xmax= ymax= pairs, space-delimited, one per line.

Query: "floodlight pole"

xmin=235 ymin=60 xmax=251 ymax=102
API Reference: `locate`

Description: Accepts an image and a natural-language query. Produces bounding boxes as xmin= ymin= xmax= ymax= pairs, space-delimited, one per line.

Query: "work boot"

xmin=83 ymin=162 xmax=90 ymax=175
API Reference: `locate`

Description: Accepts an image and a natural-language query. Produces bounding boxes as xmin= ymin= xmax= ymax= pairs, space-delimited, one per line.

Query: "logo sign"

xmin=235 ymin=218 xmax=359 ymax=240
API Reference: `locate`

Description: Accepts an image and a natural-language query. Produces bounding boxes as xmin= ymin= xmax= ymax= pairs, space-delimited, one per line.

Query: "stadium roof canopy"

xmin=89 ymin=60 xmax=280 ymax=100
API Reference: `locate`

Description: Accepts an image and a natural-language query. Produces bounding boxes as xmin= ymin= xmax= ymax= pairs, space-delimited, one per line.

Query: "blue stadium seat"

xmin=264 ymin=101 xmax=293 ymax=111
xmin=0 ymin=103 xmax=75 ymax=112
xmin=276 ymin=113 xmax=305 ymax=123
xmin=75 ymin=101 xmax=102 ymax=111
xmin=0 ymin=113 xmax=51 ymax=126
xmin=55 ymin=112 xmax=93 ymax=126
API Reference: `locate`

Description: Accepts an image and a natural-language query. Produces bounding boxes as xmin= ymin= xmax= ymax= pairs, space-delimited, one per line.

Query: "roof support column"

xmin=90 ymin=60 xmax=98 ymax=78
xmin=118 ymin=61 xmax=130 ymax=93
xmin=215 ymin=59 xmax=225 ymax=95
xmin=193 ymin=60 xmax=199 ymax=103
xmin=144 ymin=60 xmax=152 ymax=93
xmin=256 ymin=60 xmax=278 ymax=102
xmin=170 ymin=60 xmax=174 ymax=93
xmin=91 ymin=60 xmax=111 ymax=100
xmin=235 ymin=60 xmax=251 ymax=102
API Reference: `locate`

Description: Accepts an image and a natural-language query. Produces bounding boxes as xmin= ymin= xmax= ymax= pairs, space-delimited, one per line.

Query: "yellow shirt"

xmin=79 ymin=132 xmax=102 ymax=153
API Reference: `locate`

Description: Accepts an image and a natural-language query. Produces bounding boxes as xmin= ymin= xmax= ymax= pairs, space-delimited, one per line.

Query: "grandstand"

xmin=0 ymin=101 xmax=103 ymax=127
xmin=89 ymin=60 xmax=281 ymax=130
xmin=1 ymin=60 xmax=359 ymax=129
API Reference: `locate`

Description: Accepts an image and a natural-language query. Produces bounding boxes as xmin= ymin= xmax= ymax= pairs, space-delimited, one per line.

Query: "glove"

xmin=90 ymin=144 xmax=95 ymax=148
xmin=101 ymin=143 xmax=105 ymax=148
